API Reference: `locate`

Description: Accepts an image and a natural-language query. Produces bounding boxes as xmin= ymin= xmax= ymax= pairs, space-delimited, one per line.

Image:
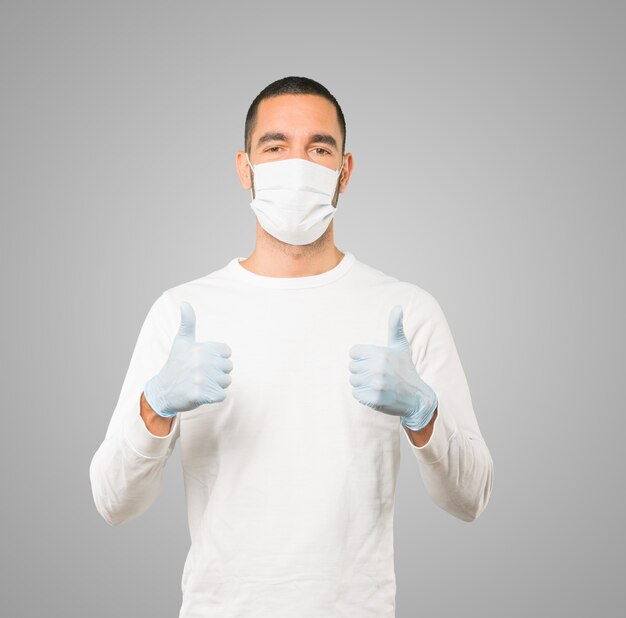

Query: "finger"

xmin=349 ymin=372 xmax=366 ymax=387
xmin=349 ymin=358 xmax=370 ymax=373
xmin=218 ymin=343 xmax=232 ymax=358
xmin=220 ymin=357 xmax=234 ymax=373
xmin=387 ymin=305 xmax=409 ymax=351
xmin=209 ymin=356 xmax=233 ymax=372
xmin=212 ymin=370 xmax=232 ymax=388
xmin=351 ymin=387 xmax=376 ymax=408
xmin=177 ymin=301 xmax=196 ymax=341
xmin=349 ymin=343 xmax=383 ymax=359
xmin=204 ymin=341 xmax=232 ymax=358
xmin=202 ymin=366 xmax=232 ymax=389
xmin=200 ymin=388 xmax=226 ymax=405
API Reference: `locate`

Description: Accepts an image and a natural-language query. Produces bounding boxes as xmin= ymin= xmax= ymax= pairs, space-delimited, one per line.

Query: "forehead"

xmin=253 ymin=94 xmax=342 ymax=138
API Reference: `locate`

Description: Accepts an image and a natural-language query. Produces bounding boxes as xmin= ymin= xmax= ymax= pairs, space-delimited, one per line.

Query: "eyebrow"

xmin=257 ymin=132 xmax=287 ymax=146
xmin=256 ymin=132 xmax=338 ymax=150
xmin=310 ymin=133 xmax=338 ymax=149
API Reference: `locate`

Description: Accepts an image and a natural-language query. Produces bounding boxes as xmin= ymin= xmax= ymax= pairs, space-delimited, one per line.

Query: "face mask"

xmin=246 ymin=154 xmax=345 ymax=246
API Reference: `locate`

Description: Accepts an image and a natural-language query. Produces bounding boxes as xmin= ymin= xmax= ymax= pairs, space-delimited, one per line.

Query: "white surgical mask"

xmin=246 ymin=154 xmax=345 ymax=246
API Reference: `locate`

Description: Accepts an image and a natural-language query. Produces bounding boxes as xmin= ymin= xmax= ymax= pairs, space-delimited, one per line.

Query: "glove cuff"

xmin=401 ymin=392 xmax=438 ymax=431
xmin=144 ymin=377 xmax=177 ymax=418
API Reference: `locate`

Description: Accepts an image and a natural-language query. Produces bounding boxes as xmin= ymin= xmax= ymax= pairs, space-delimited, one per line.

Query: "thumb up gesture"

xmin=348 ymin=305 xmax=438 ymax=431
xmin=144 ymin=301 xmax=234 ymax=418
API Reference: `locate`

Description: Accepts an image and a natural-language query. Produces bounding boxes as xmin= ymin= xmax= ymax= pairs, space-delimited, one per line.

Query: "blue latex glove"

xmin=348 ymin=304 xmax=438 ymax=431
xmin=143 ymin=301 xmax=233 ymax=418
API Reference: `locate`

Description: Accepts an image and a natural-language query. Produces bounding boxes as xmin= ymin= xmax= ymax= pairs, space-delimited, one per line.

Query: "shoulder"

xmin=160 ymin=260 xmax=233 ymax=304
xmin=353 ymin=257 xmax=442 ymax=315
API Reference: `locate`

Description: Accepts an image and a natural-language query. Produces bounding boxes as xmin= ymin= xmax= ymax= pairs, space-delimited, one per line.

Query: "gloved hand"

xmin=143 ymin=301 xmax=233 ymax=418
xmin=348 ymin=304 xmax=438 ymax=431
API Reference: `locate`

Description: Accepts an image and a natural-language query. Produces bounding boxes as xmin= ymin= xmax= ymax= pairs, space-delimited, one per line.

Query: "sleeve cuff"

xmin=401 ymin=403 xmax=457 ymax=465
xmin=123 ymin=409 xmax=180 ymax=459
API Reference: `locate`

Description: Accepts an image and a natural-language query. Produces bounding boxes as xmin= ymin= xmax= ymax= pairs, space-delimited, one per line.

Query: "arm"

xmin=89 ymin=291 xmax=181 ymax=527
xmin=402 ymin=292 xmax=494 ymax=522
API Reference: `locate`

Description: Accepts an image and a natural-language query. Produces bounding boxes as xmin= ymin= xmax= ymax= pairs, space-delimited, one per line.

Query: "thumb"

xmin=387 ymin=305 xmax=410 ymax=352
xmin=175 ymin=301 xmax=196 ymax=342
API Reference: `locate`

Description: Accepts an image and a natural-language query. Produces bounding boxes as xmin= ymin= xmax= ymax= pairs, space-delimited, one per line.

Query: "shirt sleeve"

xmin=89 ymin=290 xmax=181 ymax=527
xmin=401 ymin=289 xmax=494 ymax=522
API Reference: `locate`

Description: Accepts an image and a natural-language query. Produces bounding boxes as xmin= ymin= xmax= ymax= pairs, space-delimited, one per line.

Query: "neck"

xmin=239 ymin=222 xmax=344 ymax=277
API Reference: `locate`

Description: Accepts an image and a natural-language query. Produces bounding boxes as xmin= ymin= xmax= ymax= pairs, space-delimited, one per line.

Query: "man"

xmin=90 ymin=76 xmax=494 ymax=617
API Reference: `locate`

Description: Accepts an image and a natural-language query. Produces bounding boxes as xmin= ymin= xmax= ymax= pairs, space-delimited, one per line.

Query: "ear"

xmin=235 ymin=151 xmax=253 ymax=190
xmin=338 ymin=152 xmax=354 ymax=194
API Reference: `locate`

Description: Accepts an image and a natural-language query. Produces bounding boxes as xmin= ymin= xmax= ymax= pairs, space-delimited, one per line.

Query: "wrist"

xmin=140 ymin=391 xmax=175 ymax=436
xmin=404 ymin=407 xmax=438 ymax=447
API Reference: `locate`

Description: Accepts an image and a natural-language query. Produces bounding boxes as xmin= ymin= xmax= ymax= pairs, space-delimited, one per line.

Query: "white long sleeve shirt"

xmin=89 ymin=251 xmax=493 ymax=618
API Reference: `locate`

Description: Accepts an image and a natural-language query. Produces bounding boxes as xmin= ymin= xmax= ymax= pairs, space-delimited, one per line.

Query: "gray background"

xmin=1 ymin=1 xmax=624 ymax=616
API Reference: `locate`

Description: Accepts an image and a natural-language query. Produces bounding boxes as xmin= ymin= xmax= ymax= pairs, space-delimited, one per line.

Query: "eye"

xmin=312 ymin=147 xmax=331 ymax=156
xmin=265 ymin=146 xmax=282 ymax=153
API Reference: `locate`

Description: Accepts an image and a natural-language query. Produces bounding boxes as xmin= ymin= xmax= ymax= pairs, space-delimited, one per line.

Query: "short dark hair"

xmin=244 ymin=76 xmax=346 ymax=155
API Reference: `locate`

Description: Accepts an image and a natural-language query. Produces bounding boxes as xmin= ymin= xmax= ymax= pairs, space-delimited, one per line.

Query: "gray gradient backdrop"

xmin=1 ymin=1 xmax=624 ymax=616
